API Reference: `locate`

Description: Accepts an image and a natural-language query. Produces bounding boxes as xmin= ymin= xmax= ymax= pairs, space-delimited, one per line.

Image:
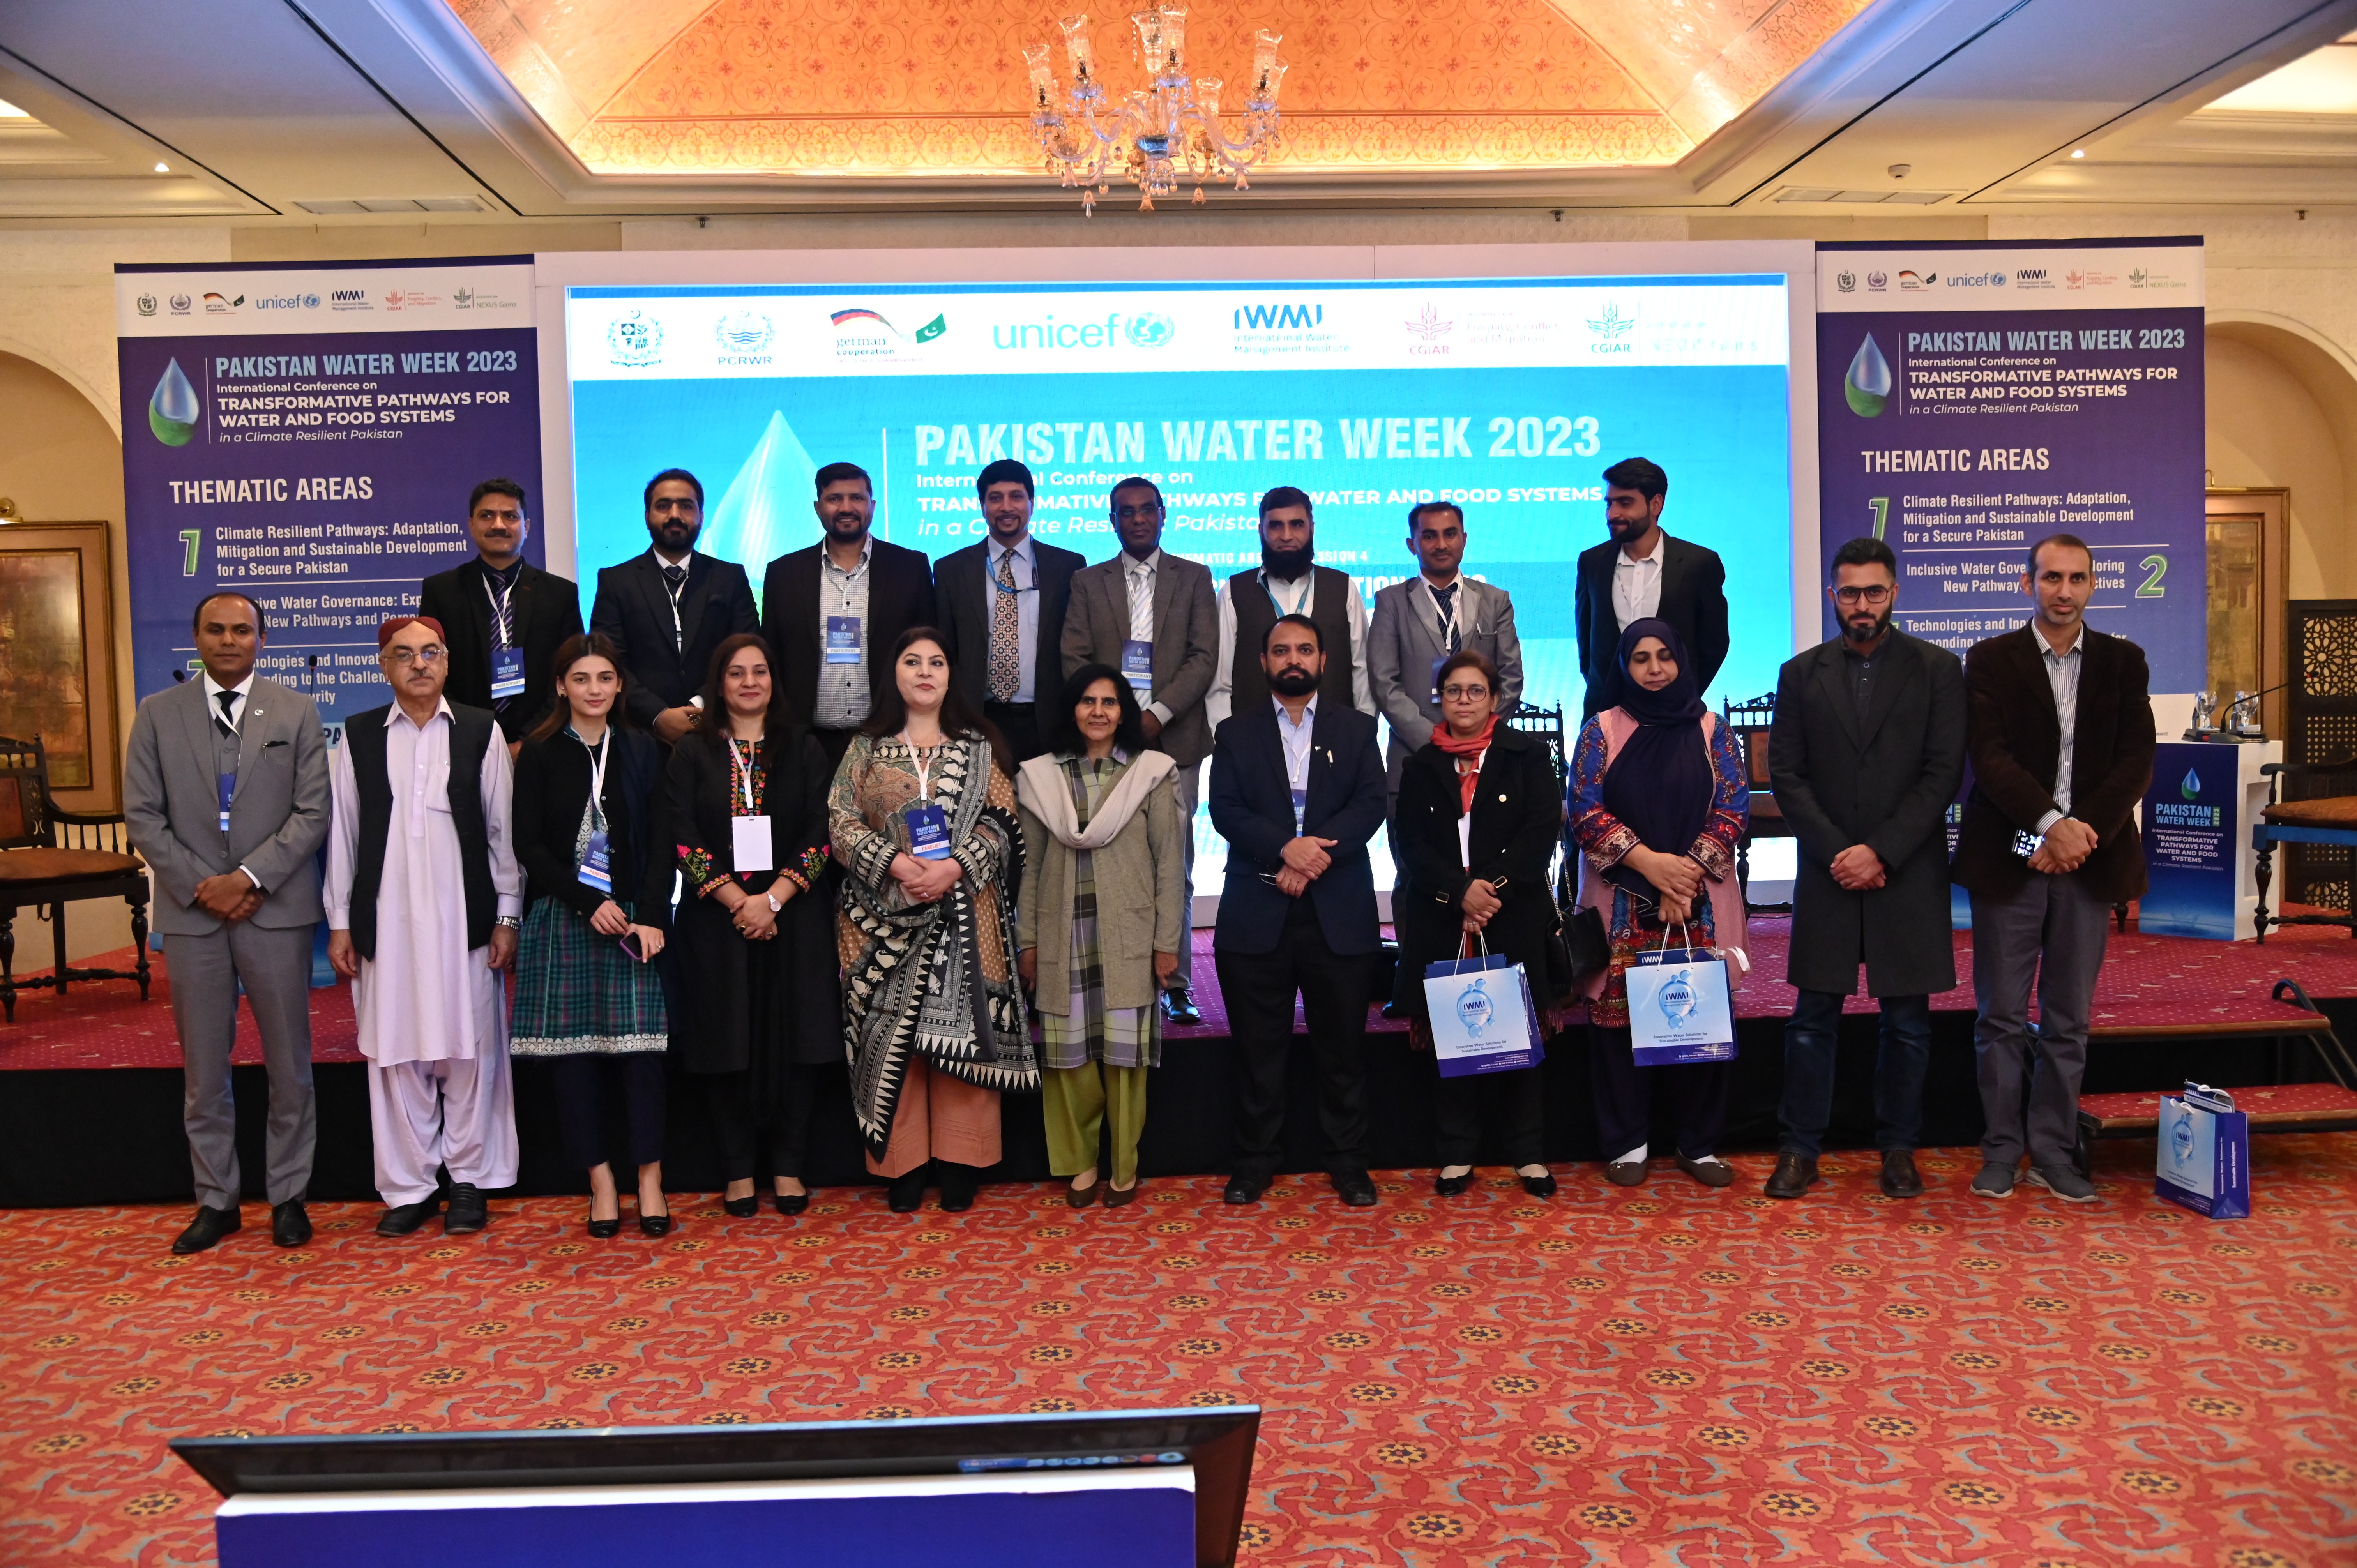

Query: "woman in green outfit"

xmin=1015 ymin=664 xmax=1189 ymax=1206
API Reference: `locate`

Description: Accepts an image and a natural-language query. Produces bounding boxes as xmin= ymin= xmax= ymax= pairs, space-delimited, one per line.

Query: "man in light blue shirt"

xmin=934 ymin=458 xmax=1084 ymax=761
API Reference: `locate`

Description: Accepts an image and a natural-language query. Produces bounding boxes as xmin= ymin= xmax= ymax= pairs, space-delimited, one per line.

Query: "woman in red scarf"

xmin=1391 ymin=650 xmax=1569 ymax=1197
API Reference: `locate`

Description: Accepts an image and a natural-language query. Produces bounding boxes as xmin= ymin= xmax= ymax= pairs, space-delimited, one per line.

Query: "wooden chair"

xmin=0 ymin=734 xmax=150 ymax=1022
xmin=1720 ymin=692 xmax=1792 ymax=914
xmin=2251 ymin=756 xmax=2357 ymax=941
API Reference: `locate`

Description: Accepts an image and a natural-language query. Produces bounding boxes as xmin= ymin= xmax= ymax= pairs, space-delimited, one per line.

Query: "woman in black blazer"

xmin=1391 ymin=650 xmax=1567 ymax=1198
xmin=664 ymin=632 xmax=841 ymax=1219
xmin=511 ymin=633 xmax=677 ymax=1238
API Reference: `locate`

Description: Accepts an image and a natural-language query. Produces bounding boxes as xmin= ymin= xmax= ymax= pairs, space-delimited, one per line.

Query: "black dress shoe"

xmin=442 ymin=1182 xmax=489 ymax=1235
xmin=1880 ymin=1148 xmax=1925 ymax=1199
xmin=173 ymin=1204 xmax=242 ymax=1255
xmin=1433 ymin=1172 xmax=1474 ymax=1197
xmin=1160 ymin=989 xmax=1203 ymax=1028
xmin=774 ymin=1189 xmax=810 ymax=1217
xmin=887 ymin=1167 xmax=929 ymax=1213
xmin=937 ymin=1163 xmax=981 ymax=1213
xmin=587 ymin=1215 xmax=623 ymax=1239
xmin=1520 ymin=1172 xmax=1559 ymax=1199
xmin=722 ymin=1194 xmax=761 ymax=1218
xmin=638 ymin=1211 xmax=673 ymax=1238
xmin=376 ymin=1198 xmax=441 ymax=1236
xmin=1380 ymin=1000 xmax=1410 ymax=1021
xmin=1677 ymin=1156 xmax=1737 ymax=1189
xmin=1223 ymin=1178 xmax=1267 ymax=1206
xmin=1764 ymin=1151 xmax=1819 ymax=1200
xmin=1333 ymin=1173 xmax=1378 ymax=1208
xmin=270 ymin=1200 xmax=312 ymax=1248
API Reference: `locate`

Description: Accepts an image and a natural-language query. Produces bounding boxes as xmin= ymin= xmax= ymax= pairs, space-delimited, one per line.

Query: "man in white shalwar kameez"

xmin=326 ymin=615 xmax=524 ymax=1236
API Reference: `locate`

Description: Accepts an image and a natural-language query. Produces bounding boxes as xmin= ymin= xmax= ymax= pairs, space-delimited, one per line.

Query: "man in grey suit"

xmin=1061 ymin=475 xmax=1219 ymax=1024
xmin=123 ymin=592 xmax=331 ymax=1254
xmin=1368 ymin=500 xmax=1525 ymax=803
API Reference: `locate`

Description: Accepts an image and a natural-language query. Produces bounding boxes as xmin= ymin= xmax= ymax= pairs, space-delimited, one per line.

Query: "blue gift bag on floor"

xmin=1423 ymin=950 xmax=1546 ymax=1078
xmin=2156 ymin=1081 xmax=2249 ymax=1219
xmin=1624 ymin=923 xmax=1737 ymax=1067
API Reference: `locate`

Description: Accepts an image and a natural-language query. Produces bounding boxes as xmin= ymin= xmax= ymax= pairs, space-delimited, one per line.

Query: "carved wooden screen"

xmin=2285 ymin=599 xmax=2357 ymax=908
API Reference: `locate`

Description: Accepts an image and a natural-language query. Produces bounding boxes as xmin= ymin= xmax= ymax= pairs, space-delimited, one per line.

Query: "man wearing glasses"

xmin=325 ymin=616 xmax=525 ymax=1238
xmin=1763 ymin=537 xmax=1965 ymax=1201
xmin=1061 ymin=476 xmax=1219 ymax=1024
xmin=933 ymin=458 xmax=1084 ymax=762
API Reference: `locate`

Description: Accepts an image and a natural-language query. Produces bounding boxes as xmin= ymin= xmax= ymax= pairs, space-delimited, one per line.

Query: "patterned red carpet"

xmin=7 ymin=1139 xmax=2354 ymax=1566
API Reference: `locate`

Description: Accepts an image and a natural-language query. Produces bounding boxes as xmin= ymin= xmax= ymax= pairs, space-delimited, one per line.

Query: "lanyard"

xmin=989 ymin=547 xmax=1036 ymax=595
xmin=901 ymin=735 xmax=939 ymax=800
xmin=1426 ymin=579 xmax=1461 ymax=650
xmin=582 ymin=729 xmax=610 ymax=829
xmin=483 ymin=572 xmax=516 ymax=649
xmin=1261 ymin=570 xmax=1312 ymax=620
xmin=658 ymin=554 xmax=688 ymax=647
xmin=726 ymin=736 xmax=760 ymax=813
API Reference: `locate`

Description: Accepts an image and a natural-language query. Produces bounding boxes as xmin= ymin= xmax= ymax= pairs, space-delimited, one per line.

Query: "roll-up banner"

xmin=115 ymin=258 xmax=541 ymax=717
xmin=1815 ymin=239 xmax=2205 ymax=694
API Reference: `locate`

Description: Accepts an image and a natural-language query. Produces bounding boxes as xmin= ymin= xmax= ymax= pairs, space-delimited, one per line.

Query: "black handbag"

xmin=1544 ymin=856 xmax=1611 ymax=999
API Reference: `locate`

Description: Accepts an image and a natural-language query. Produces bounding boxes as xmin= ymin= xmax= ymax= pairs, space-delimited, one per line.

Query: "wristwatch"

xmin=495 ymin=915 xmax=522 ymax=930
xmin=765 ymin=892 xmax=783 ymax=913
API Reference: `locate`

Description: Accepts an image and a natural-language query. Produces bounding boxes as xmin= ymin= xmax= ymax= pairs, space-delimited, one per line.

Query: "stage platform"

xmin=1 ymin=920 xmax=2351 ymax=1207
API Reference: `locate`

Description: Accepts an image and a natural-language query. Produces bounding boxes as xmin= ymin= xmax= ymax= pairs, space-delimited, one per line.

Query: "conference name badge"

xmin=217 ymin=772 xmax=235 ymax=834
xmin=490 ymin=648 xmax=526 ymax=701
xmin=731 ymin=814 xmax=774 ymax=872
xmin=907 ymin=802 xmax=952 ymax=861
xmin=826 ymin=616 xmax=862 ymax=666
xmin=578 ymin=830 xmax=614 ymax=895
xmin=1429 ymin=653 xmax=1449 ymax=703
xmin=1290 ymin=787 xmax=1308 ymax=833
xmin=1122 ymin=638 xmax=1154 ymax=692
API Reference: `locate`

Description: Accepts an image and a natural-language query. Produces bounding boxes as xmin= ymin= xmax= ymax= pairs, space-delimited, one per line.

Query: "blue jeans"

xmin=1779 ymin=989 xmax=1932 ymax=1158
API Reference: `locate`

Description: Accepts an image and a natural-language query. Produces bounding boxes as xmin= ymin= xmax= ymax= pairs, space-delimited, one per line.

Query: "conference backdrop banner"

xmin=115 ymin=258 xmax=541 ymax=717
xmin=1815 ymin=238 xmax=2205 ymax=694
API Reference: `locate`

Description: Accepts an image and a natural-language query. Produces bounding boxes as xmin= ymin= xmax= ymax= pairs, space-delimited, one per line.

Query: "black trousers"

xmin=1216 ymin=899 xmax=1375 ymax=1184
xmin=812 ymin=726 xmax=859 ymax=771
xmin=551 ymin=1053 xmax=668 ymax=1172
xmin=982 ymin=701 xmax=1045 ymax=763
xmin=1587 ymin=1024 xmax=1730 ymax=1161
xmin=704 ymin=1065 xmax=820 ymax=1182
xmin=1432 ymin=1063 xmax=1545 ymax=1169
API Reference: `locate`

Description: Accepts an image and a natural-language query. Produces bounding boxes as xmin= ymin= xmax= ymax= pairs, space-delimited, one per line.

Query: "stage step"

xmin=2078 ymin=1081 xmax=2357 ymax=1137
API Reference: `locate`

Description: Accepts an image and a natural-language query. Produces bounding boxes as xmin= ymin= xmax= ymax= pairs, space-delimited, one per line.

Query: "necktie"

xmin=1127 ymin=560 xmax=1154 ymax=642
xmin=1431 ymin=582 xmax=1461 ymax=655
xmin=662 ymin=563 xmax=687 ymax=652
xmin=488 ymin=568 xmax=519 ymax=714
xmin=988 ymin=549 xmax=1021 ymax=703
xmin=214 ymin=689 xmax=238 ymax=738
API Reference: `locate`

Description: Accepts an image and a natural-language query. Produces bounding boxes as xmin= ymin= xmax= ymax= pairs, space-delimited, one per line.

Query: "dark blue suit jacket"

xmin=1209 ymin=700 xmax=1386 ymax=956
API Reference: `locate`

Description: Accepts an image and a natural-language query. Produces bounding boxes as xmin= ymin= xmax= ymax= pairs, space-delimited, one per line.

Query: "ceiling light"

xmin=0 ymin=99 xmax=28 ymax=119
xmin=2070 ymin=148 xmax=2085 ymax=158
xmin=154 ymin=161 xmax=170 ymax=173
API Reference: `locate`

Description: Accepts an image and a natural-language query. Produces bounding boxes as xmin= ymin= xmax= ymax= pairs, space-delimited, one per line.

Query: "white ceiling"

xmin=4 ymin=0 xmax=2357 ymax=222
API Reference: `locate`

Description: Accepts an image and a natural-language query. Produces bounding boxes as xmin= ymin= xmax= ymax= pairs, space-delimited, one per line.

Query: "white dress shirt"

xmin=1207 ymin=569 xmax=1374 ymax=730
xmin=1124 ymin=549 xmax=1177 ymax=727
xmin=813 ymin=535 xmax=874 ymax=731
xmin=1276 ymin=696 xmax=1318 ymax=813
xmin=1610 ymin=533 xmax=1667 ymax=631
xmin=2034 ymin=622 xmax=2087 ymax=834
xmin=201 ymin=671 xmax=265 ymax=890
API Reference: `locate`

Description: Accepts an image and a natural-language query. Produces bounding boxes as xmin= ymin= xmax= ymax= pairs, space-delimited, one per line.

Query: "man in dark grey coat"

xmin=1764 ymin=537 xmax=1965 ymax=1201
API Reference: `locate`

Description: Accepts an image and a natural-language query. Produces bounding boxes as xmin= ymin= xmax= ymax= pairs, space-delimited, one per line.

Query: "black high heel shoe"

xmin=587 ymin=1213 xmax=623 ymax=1239
xmin=1520 ymin=1171 xmax=1559 ymax=1199
xmin=638 ymin=1195 xmax=673 ymax=1238
xmin=1433 ymin=1172 xmax=1474 ymax=1197
xmin=774 ymin=1187 xmax=810 ymax=1216
xmin=722 ymin=1190 xmax=760 ymax=1218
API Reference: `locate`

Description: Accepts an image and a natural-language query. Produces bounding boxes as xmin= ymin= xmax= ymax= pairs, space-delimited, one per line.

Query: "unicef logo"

xmin=608 ymin=310 xmax=663 ymax=367
xmin=302 ymin=293 xmax=321 ymax=309
xmin=1454 ymin=979 xmax=1494 ymax=1038
xmin=1655 ymin=969 xmax=1698 ymax=1027
xmin=716 ymin=309 xmax=774 ymax=355
xmin=1124 ymin=312 xmax=1176 ymax=349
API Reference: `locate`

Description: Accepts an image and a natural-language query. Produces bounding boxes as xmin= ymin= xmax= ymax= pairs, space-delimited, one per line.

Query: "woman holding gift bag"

xmin=1569 ymin=618 xmax=1750 ymax=1190
xmin=1392 ymin=650 xmax=1568 ymax=1198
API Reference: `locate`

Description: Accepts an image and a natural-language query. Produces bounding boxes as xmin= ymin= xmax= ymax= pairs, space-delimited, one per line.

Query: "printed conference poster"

xmin=115 ymin=258 xmax=541 ymax=718
xmin=1815 ymin=238 xmax=2205 ymax=694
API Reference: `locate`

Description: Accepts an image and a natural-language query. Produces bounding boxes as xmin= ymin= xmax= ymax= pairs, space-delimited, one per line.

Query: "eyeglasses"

xmin=385 ymin=646 xmax=446 ymax=667
xmin=1114 ymin=504 xmax=1163 ymax=521
xmin=1440 ymin=684 xmax=1491 ymax=701
xmin=1832 ymin=585 xmax=1892 ymax=605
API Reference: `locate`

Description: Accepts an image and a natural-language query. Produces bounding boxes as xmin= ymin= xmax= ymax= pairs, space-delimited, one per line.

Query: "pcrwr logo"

xmin=607 ymin=309 xmax=663 ymax=367
xmin=1233 ymin=302 xmax=1322 ymax=329
xmin=717 ymin=309 xmax=774 ymax=355
xmin=169 ymin=293 xmax=192 ymax=314
xmin=1844 ymin=333 xmax=1892 ymax=418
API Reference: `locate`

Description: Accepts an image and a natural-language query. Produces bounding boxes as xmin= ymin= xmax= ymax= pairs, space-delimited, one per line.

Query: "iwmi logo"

xmin=1233 ymin=303 xmax=1322 ymax=329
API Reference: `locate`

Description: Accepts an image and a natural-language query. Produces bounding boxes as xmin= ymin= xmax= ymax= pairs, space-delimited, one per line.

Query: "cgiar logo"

xmin=607 ymin=309 xmax=662 ymax=367
xmin=1586 ymin=302 xmax=1635 ymax=346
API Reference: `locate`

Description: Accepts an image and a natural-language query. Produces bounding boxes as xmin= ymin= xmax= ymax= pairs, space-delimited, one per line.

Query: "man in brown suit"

xmin=1061 ymin=476 xmax=1219 ymax=1024
xmin=1952 ymin=534 xmax=2154 ymax=1204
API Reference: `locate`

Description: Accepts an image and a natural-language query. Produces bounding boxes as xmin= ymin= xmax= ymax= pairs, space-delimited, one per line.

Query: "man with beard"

xmin=590 ymin=468 xmax=759 ymax=745
xmin=1573 ymin=457 xmax=1730 ymax=717
xmin=1209 ymin=614 xmax=1388 ymax=1209
xmin=1205 ymin=487 xmax=1375 ymax=732
xmin=933 ymin=457 xmax=1084 ymax=761
xmin=418 ymin=478 xmax=581 ymax=751
xmin=1763 ymin=537 xmax=1965 ymax=1201
xmin=761 ymin=461 xmax=937 ymax=767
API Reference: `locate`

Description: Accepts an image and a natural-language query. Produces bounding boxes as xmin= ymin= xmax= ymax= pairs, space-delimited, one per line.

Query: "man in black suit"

xmin=1953 ymin=534 xmax=2154 ymax=1205
xmin=589 ymin=468 xmax=759 ymax=744
xmin=1209 ymin=613 xmax=1388 ymax=1209
xmin=932 ymin=459 xmax=1085 ymax=762
xmin=760 ymin=461 xmax=936 ymax=768
xmin=1765 ymin=536 xmax=1966 ymax=1202
xmin=417 ymin=478 xmax=583 ymax=750
xmin=1574 ymin=456 xmax=1730 ymax=716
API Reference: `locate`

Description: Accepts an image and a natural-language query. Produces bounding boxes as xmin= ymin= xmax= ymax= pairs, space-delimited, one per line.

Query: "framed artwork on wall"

xmin=0 ymin=521 xmax=120 ymax=811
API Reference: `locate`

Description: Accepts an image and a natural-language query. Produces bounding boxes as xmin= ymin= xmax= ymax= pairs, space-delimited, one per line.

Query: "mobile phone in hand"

xmin=618 ymin=931 xmax=646 ymax=963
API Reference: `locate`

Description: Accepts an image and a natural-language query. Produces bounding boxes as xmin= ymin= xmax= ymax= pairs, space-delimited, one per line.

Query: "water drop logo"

xmin=2180 ymin=768 xmax=2203 ymax=802
xmin=1657 ymin=969 xmax=1698 ymax=1027
xmin=1845 ymin=333 xmax=1892 ymax=417
xmin=148 ymin=358 xmax=199 ymax=446
xmin=2169 ymin=1113 xmax=2195 ymax=1168
xmin=1454 ymin=978 xmax=1495 ymax=1038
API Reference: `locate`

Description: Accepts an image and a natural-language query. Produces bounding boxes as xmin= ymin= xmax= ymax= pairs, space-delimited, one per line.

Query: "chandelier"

xmin=1023 ymin=11 xmax=1288 ymax=215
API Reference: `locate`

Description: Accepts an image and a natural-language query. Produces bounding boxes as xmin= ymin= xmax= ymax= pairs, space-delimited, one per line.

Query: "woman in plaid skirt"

xmin=1014 ymin=664 xmax=1189 ymax=1207
xmin=510 ymin=634 xmax=676 ymax=1238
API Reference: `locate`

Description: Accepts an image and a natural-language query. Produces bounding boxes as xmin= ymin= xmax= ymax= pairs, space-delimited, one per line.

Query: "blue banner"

xmin=2140 ymin=740 xmax=2244 ymax=940
xmin=1815 ymin=240 xmax=2205 ymax=694
xmin=116 ymin=259 xmax=542 ymax=719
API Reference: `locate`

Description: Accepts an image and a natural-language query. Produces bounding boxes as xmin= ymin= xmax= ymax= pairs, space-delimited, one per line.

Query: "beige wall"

xmin=2207 ymin=329 xmax=2357 ymax=601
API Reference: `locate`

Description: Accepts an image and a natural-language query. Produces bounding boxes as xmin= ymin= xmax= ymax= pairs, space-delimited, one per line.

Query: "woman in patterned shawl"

xmin=831 ymin=627 xmax=1034 ymax=1213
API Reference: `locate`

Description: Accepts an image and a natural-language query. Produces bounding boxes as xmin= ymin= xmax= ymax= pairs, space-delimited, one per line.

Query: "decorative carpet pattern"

xmin=5 ymin=1140 xmax=2355 ymax=1566
xmin=9 ymin=916 xmax=2355 ymax=1071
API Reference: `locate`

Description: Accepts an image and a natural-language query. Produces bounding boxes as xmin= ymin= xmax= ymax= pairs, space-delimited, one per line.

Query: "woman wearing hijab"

xmin=1569 ymin=617 xmax=1750 ymax=1189
xmin=1391 ymin=650 xmax=1567 ymax=1197
xmin=1015 ymin=664 xmax=1187 ymax=1208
